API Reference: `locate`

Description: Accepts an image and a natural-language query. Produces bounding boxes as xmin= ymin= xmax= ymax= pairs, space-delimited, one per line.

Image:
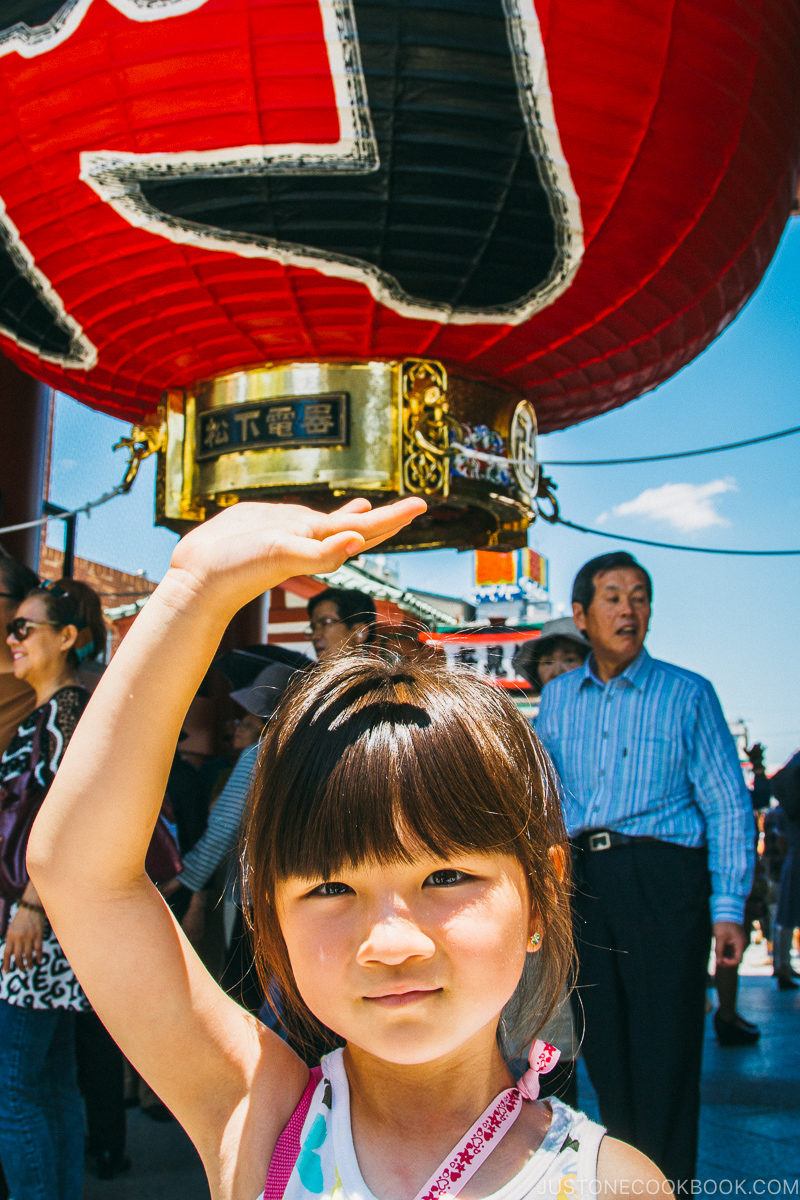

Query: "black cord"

xmin=540 ymin=423 xmax=800 ymax=467
xmin=554 ymin=516 xmax=800 ymax=556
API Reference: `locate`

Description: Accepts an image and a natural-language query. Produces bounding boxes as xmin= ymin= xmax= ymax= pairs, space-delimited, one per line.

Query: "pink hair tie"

xmin=516 ymin=1039 xmax=561 ymax=1101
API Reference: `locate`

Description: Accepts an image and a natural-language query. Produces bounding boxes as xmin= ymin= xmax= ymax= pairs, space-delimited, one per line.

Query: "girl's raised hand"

xmin=168 ymin=496 xmax=427 ymax=614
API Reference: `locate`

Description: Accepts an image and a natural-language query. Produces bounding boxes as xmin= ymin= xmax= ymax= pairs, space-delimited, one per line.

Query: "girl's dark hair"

xmin=28 ymin=579 xmax=106 ymax=667
xmin=243 ymin=653 xmax=572 ymax=1058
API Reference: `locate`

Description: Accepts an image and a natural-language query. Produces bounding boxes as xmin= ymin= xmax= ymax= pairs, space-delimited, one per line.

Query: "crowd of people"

xmin=0 ymin=497 xmax=795 ymax=1200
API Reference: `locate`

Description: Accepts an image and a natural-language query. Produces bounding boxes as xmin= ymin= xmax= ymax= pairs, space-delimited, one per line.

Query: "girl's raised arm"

xmin=26 ymin=498 xmax=425 ymax=1194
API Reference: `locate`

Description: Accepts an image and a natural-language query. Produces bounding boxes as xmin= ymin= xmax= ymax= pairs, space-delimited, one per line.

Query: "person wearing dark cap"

xmin=513 ymin=616 xmax=589 ymax=697
xmin=163 ymin=658 xmax=301 ymax=1010
xmin=306 ymin=586 xmax=376 ymax=659
xmin=511 ymin=616 xmax=589 ymax=1108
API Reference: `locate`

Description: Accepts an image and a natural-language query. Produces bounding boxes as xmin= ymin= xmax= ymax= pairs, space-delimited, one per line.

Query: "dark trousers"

xmin=76 ymin=1011 xmax=126 ymax=1160
xmin=571 ymin=840 xmax=711 ymax=1186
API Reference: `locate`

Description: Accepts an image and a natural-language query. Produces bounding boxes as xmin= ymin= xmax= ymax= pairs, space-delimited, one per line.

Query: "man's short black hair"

xmin=0 ymin=554 xmax=39 ymax=601
xmin=571 ymin=552 xmax=653 ymax=611
xmin=308 ymin=587 xmax=378 ymax=642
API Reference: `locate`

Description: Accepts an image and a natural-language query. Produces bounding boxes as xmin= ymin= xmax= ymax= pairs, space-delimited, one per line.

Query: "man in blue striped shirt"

xmin=537 ymin=551 xmax=754 ymax=1186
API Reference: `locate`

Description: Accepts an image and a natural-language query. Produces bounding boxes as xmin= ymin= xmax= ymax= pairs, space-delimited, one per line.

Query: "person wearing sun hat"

xmin=513 ymin=615 xmax=589 ymax=695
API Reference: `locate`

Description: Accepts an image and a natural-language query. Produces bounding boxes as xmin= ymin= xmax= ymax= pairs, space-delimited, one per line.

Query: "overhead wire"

xmin=552 ymin=516 xmax=800 ymax=556
xmin=539 ymin=422 xmax=800 ymax=466
xmin=0 ymin=483 xmax=126 ymax=538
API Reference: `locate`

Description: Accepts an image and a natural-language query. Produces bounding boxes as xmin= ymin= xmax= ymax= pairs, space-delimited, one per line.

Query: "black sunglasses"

xmin=6 ymin=618 xmax=60 ymax=642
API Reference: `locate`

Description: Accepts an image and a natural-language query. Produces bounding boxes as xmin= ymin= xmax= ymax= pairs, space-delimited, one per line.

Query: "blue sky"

xmin=46 ymin=221 xmax=799 ymax=766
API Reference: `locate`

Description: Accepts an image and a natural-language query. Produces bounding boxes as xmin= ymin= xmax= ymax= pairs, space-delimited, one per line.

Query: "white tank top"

xmin=263 ymin=1048 xmax=605 ymax=1200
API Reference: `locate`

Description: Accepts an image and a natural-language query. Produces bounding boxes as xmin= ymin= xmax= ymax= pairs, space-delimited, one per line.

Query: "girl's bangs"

xmin=267 ymin=689 xmax=532 ymax=882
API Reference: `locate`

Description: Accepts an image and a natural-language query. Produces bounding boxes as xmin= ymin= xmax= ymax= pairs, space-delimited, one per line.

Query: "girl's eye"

xmin=425 ymin=869 xmax=468 ymax=888
xmin=311 ymin=880 xmax=352 ymax=897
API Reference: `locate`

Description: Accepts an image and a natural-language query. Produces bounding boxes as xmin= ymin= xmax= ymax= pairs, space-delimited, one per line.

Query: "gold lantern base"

xmin=154 ymin=359 xmax=540 ymax=552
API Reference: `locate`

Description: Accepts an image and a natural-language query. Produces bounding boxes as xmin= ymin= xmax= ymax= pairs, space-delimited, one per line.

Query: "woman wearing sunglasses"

xmin=0 ymin=578 xmax=105 ymax=1200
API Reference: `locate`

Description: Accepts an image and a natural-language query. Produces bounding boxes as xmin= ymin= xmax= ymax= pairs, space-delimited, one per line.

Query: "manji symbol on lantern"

xmin=0 ymin=0 xmax=798 ymax=548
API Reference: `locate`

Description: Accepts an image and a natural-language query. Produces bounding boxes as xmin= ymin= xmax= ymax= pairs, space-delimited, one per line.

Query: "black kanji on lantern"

xmin=0 ymin=0 xmax=574 ymax=363
xmin=141 ymin=0 xmax=568 ymax=316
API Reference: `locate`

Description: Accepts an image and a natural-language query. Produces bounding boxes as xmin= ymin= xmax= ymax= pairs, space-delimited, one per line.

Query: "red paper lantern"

xmin=0 ymin=0 xmax=797 ymax=431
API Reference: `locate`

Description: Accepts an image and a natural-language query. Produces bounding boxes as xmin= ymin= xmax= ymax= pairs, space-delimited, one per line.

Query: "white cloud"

xmin=597 ymin=478 xmax=737 ymax=532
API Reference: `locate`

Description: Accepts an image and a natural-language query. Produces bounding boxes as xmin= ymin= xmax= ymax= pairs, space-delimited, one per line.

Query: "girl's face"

xmin=276 ymin=849 xmax=534 ymax=1065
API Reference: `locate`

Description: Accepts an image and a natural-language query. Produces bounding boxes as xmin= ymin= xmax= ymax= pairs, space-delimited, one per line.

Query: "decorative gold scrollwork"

xmin=509 ymin=400 xmax=539 ymax=501
xmin=113 ymin=423 xmax=166 ymax=493
xmin=401 ymin=359 xmax=450 ymax=498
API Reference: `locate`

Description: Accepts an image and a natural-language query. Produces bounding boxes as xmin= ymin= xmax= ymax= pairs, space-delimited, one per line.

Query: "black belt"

xmin=574 ymin=830 xmax=659 ymax=853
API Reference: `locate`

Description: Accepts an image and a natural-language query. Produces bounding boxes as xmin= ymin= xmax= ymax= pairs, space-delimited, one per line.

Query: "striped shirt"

xmin=179 ymin=743 xmax=259 ymax=894
xmin=536 ymin=649 xmax=754 ymax=924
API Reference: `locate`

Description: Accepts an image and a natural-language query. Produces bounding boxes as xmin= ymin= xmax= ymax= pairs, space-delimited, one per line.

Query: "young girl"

xmin=27 ymin=498 xmax=667 ymax=1200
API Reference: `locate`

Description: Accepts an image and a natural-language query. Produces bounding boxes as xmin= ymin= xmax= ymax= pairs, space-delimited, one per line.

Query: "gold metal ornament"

xmin=509 ymin=401 xmax=539 ymax=502
xmin=113 ymin=423 xmax=165 ymax=493
xmin=401 ymin=359 xmax=450 ymax=498
xmin=153 ymin=359 xmax=542 ymax=551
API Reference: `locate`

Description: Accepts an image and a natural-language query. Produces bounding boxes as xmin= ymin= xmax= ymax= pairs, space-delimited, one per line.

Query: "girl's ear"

xmin=548 ymin=844 xmax=568 ymax=882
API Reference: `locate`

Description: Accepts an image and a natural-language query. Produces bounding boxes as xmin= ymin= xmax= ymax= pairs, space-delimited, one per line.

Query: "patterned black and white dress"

xmin=0 ymin=685 xmax=90 ymax=1012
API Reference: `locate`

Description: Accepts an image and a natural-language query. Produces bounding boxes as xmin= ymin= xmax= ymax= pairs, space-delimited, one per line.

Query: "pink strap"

xmin=412 ymin=1087 xmax=524 ymax=1200
xmin=413 ymin=1040 xmax=561 ymax=1200
xmin=263 ymin=1066 xmax=322 ymax=1200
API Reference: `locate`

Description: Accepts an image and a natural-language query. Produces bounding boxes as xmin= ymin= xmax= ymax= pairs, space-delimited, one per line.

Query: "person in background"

xmin=709 ymin=744 xmax=767 ymax=1047
xmin=0 ymin=578 xmax=105 ymax=1200
xmin=306 ymin=586 xmax=376 ymax=659
xmin=513 ymin=616 xmax=589 ymax=697
xmin=536 ymin=551 xmax=754 ymax=1186
xmin=770 ymin=749 xmax=800 ymax=989
xmin=0 ymin=558 xmax=39 ymax=1200
xmin=164 ymin=736 xmax=204 ymax=866
xmin=513 ymin=617 xmax=590 ymax=1106
xmin=164 ymin=660 xmax=300 ymax=1011
xmin=0 ymin=555 xmax=38 ymax=755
